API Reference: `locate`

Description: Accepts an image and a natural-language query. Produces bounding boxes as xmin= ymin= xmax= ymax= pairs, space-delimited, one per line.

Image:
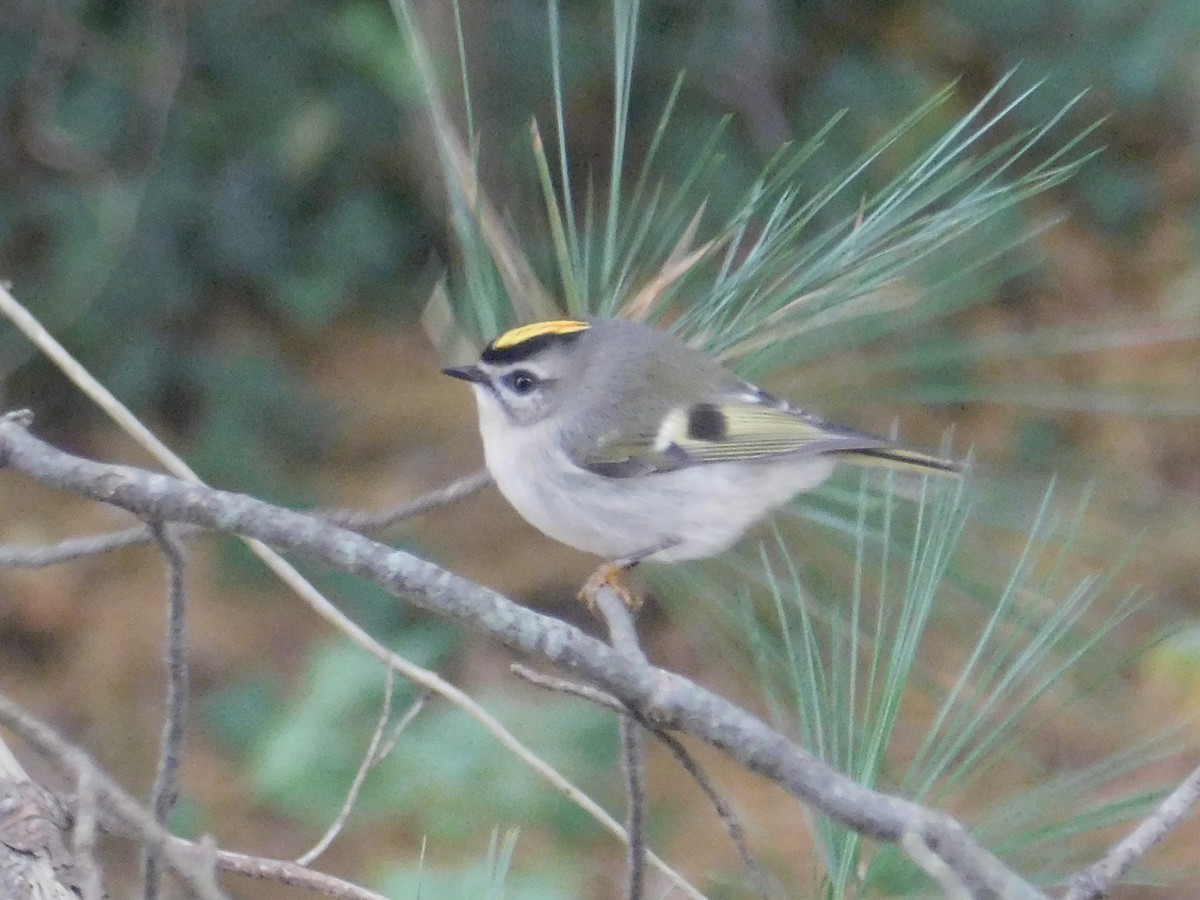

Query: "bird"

xmin=443 ymin=317 xmax=961 ymax=603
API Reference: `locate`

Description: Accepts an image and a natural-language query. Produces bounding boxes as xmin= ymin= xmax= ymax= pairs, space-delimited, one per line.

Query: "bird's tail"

xmin=832 ymin=446 xmax=964 ymax=478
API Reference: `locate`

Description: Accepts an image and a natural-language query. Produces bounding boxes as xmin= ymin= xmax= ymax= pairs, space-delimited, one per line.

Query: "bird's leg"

xmin=579 ymin=541 xmax=678 ymax=610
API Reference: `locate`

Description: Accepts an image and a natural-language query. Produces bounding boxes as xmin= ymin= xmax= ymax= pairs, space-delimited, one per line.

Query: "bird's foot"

xmin=579 ymin=561 xmax=642 ymax=611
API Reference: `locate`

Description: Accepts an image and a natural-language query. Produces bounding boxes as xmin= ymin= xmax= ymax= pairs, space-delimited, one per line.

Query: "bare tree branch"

xmin=0 ymin=522 xmax=197 ymax=567
xmin=0 ymin=691 xmax=229 ymax=900
xmin=143 ymin=522 xmax=188 ymax=900
xmin=188 ymin=839 xmax=386 ymax=900
xmin=0 ymin=742 xmax=85 ymax=900
xmin=1063 ymin=760 xmax=1200 ymax=900
xmin=618 ymin=717 xmax=646 ymax=900
xmin=592 ymin=587 xmax=649 ymax=899
xmin=318 ymin=470 xmax=491 ymax=532
xmin=74 ymin=766 xmax=105 ymax=900
xmin=902 ymin=829 xmax=972 ymax=899
xmin=0 ymin=694 xmax=393 ymax=900
xmin=0 ymin=415 xmax=1053 ymax=899
xmin=511 ymin=663 xmax=626 ymax=711
xmin=0 ymin=471 xmax=491 ymax=569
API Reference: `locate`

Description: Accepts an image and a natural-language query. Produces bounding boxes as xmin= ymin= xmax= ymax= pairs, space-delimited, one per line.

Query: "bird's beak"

xmin=442 ymin=364 xmax=488 ymax=385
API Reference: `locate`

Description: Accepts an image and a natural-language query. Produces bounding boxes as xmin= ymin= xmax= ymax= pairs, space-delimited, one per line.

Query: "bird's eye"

xmin=503 ymin=370 xmax=539 ymax=396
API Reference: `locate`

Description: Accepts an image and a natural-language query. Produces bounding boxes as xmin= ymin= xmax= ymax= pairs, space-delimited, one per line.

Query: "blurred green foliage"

xmin=936 ymin=0 xmax=1200 ymax=231
xmin=234 ymin=635 xmax=617 ymax=839
xmin=375 ymin=827 xmax=581 ymax=900
xmin=0 ymin=0 xmax=434 ymax=484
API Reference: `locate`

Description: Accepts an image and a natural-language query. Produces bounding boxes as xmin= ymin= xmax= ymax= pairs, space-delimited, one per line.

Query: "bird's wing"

xmin=573 ymin=392 xmax=894 ymax=478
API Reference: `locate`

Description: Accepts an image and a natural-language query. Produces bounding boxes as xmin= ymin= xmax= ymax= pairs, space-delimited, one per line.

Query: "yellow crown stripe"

xmin=491 ymin=319 xmax=590 ymax=350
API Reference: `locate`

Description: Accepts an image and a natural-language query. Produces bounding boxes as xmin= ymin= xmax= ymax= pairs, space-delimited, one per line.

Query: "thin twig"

xmin=513 ymin=663 xmax=772 ymax=898
xmin=902 ymin=829 xmax=970 ymax=900
xmin=319 ymin=470 xmax=491 ymax=532
xmin=1063 ymin=760 xmax=1200 ymax=900
xmin=594 ymin=587 xmax=649 ymax=899
xmin=74 ymin=766 xmax=105 ymax=900
xmin=143 ymin=521 xmax=189 ymax=900
xmin=511 ymin=673 xmax=653 ymax=900
xmin=0 ymin=248 xmax=184 ymax=475
xmin=0 ymin=523 xmax=201 ymax=567
xmin=196 ymin=844 xmax=388 ymax=900
xmin=619 ymin=716 xmax=647 ymax=900
xmin=649 ymin=730 xmax=772 ymax=900
xmin=298 ymin=668 xmax=397 ymax=866
xmin=511 ymin=664 xmax=626 ymax=712
xmin=372 ymin=690 xmax=428 ymax=766
xmin=509 ymin=673 xmax=707 ymax=899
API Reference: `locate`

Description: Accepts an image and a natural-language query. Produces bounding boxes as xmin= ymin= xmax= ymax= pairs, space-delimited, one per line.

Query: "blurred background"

xmin=2 ymin=0 xmax=1200 ymax=896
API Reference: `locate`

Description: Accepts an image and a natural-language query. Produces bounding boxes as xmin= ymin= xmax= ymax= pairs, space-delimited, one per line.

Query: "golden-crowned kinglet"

xmin=444 ymin=318 xmax=960 ymax=590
